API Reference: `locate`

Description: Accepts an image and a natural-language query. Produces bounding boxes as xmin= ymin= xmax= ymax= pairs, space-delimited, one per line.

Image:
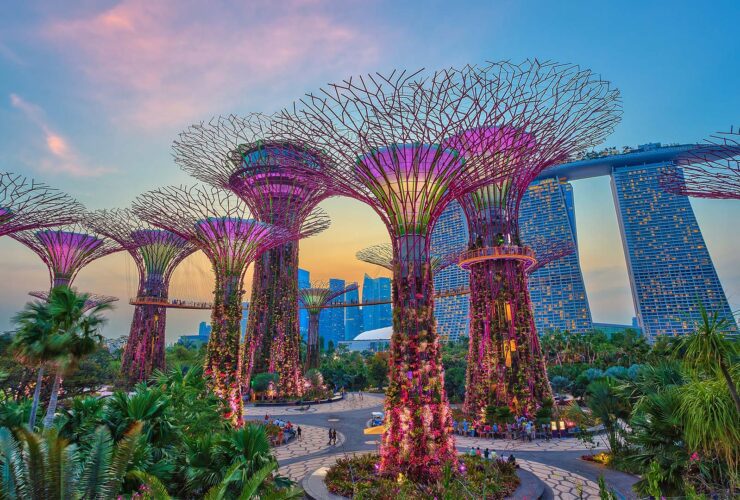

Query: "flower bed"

xmin=325 ymin=454 xmax=520 ymax=499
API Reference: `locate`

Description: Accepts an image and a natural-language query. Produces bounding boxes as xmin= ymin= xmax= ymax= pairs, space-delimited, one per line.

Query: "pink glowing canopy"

xmin=34 ymin=230 xmax=104 ymax=278
xmin=355 ymin=143 xmax=463 ymax=234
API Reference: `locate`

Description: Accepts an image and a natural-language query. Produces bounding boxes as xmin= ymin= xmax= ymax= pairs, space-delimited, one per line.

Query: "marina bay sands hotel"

xmin=431 ymin=142 xmax=736 ymax=343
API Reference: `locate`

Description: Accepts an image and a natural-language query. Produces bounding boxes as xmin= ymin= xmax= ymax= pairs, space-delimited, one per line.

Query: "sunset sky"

xmin=1 ymin=0 xmax=738 ymax=342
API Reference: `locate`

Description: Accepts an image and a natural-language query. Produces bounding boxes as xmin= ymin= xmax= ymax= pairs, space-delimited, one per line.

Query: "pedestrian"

xmin=484 ymin=448 xmax=490 ymax=460
xmin=297 ymin=426 xmax=302 ymax=440
xmin=328 ymin=427 xmax=333 ymax=445
xmin=468 ymin=446 xmax=475 ymax=456
xmin=476 ymin=447 xmax=481 ymax=457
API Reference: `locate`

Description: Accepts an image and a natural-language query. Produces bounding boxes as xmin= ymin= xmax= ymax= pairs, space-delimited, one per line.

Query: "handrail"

xmin=458 ymin=245 xmax=537 ymax=270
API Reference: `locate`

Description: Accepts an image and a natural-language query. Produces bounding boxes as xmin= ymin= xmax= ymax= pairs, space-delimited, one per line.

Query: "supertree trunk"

xmin=467 ymin=259 xmax=552 ymax=420
xmin=243 ymin=241 xmax=302 ymax=397
xmin=463 ymin=259 xmax=498 ymax=422
xmin=121 ymin=278 xmax=168 ymax=384
xmin=380 ymin=236 xmax=456 ymax=481
xmin=305 ymin=312 xmax=320 ymax=370
xmin=205 ymin=274 xmax=244 ymax=425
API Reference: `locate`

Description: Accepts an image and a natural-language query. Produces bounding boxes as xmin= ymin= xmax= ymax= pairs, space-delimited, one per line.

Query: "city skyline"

xmin=1 ymin=1 xmax=738 ymax=341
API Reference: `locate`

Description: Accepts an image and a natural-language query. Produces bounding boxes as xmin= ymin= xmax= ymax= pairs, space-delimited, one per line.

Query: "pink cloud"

xmin=10 ymin=93 xmax=115 ymax=177
xmin=43 ymin=0 xmax=382 ymax=130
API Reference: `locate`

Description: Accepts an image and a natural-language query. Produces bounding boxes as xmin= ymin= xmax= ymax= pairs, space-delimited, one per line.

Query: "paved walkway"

xmin=274 ymin=425 xmax=346 ymax=462
xmin=268 ymin=393 xmax=637 ymax=498
xmin=245 ymin=392 xmax=384 ymax=417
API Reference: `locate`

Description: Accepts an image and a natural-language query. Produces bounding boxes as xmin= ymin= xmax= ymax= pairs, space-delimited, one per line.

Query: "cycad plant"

xmin=0 ymin=422 xmax=154 ymax=499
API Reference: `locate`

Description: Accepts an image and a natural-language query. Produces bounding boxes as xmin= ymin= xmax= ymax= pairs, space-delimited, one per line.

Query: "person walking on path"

xmin=328 ymin=427 xmax=333 ymax=445
xmin=297 ymin=426 xmax=302 ymax=440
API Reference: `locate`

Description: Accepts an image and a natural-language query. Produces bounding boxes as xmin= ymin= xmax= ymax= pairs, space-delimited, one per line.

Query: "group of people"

xmin=453 ymin=417 xmax=574 ymax=441
xmin=467 ymin=446 xmax=498 ymax=460
xmin=263 ymin=414 xmax=301 ymax=445
xmin=328 ymin=428 xmax=339 ymax=445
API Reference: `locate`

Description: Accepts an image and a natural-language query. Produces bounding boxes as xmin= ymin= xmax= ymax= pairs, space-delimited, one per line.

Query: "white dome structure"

xmin=339 ymin=326 xmax=392 ymax=352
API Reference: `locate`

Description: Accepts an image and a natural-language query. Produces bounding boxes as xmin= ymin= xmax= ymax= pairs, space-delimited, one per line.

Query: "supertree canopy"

xmin=443 ymin=61 xmax=621 ymax=422
xmin=11 ymin=222 xmax=123 ymax=289
xmin=357 ymin=242 xmax=458 ymax=275
xmin=173 ymin=114 xmax=334 ymax=398
xmin=0 ymin=172 xmax=85 ymax=237
xmin=132 ymin=185 xmax=329 ymax=424
xmin=660 ymin=128 xmax=740 ymax=199
xmin=86 ymin=209 xmax=197 ymax=383
xmin=273 ymin=67 xmax=521 ymax=481
xmin=297 ymin=281 xmax=359 ymax=370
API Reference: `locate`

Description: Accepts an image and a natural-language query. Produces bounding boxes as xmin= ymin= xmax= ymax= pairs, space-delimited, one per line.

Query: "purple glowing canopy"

xmin=0 ymin=207 xmax=12 ymax=223
xmin=193 ymin=217 xmax=282 ymax=272
xmin=35 ymin=230 xmax=104 ymax=278
xmin=355 ymin=143 xmax=463 ymax=235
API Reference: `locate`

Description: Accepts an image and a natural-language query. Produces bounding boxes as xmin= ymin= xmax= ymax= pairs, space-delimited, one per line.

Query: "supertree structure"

xmin=443 ymin=61 xmax=621 ymax=422
xmin=0 ymin=172 xmax=84 ymax=237
xmin=85 ymin=209 xmax=197 ymax=383
xmin=28 ymin=290 xmax=118 ymax=313
xmin=273 ymin=67 xmax=521 ymax=480
xmin=660 ymin=128 xmax=740 ymax=199
xmin=357 ymin=243 xmax=458 ymax=275
xmin=132 ymin=185 xmax=329 ymax=424
xmin=297 ymin=281 xmax=359 ymax=370
xmin=173 ymin=114 xmax=334 ymax=397
xmin=11 ymin=222 xmax=123 ymax=289
xmin=524 ymin=238 xmax=575 ymax=274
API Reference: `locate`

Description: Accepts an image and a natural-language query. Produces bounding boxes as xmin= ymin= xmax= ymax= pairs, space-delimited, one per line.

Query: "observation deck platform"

xmin=458 ymin=245 xmax=537 ymax=270
xmin=129 ymin=297 xmax=213 ymax=309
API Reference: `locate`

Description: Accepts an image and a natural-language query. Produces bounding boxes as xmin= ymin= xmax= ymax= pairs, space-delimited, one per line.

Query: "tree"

xmin=42 ymin=286 xmax=112 ymax=428
xmin=674 ymin=305 xmax=740 ymax=414
xmin=11 ymin=299 xmax=67 ymax=428
xmin=366 ymin=352 xmax=389 ymax=389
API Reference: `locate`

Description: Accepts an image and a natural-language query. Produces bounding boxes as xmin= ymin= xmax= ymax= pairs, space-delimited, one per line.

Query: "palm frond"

xmin=127 ymin=469 xmax=172 ymax=500
xmin=76 ymin=426 xmax=114 ymax=498
xmin=0 ymin=427 xmax=25 ymax=500
xmin=106 ymin=421 xmax=144 ymax=494
xmin=237 ymin=461 xmax=277 ymax=499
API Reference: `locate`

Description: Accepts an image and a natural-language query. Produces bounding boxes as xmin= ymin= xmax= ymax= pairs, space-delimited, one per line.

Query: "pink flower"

xmin=689 ymin=452 xmax=700 ymax=462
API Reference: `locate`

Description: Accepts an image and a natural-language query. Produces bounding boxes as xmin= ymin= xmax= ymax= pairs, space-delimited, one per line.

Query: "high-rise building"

xmin=319 ymin=278 xmax=346 ymax=348
xmin=198 ymin=321 xmax=211 ymax=338
xmin=344 ymin=286 xmax=363 ymax=340
xmin=431 ymin=201 xmax=470 ymax=342
xmin=519 ymin=178 xmax=593 ymax=333
xmin=240 ymin=302 xmax=249 ymax=340
xmin=611 ymin=163 xmax=736 ymax=341
xmin=361 ymin=274 xmax=392 ymax=332
xmin=298 ymin=268 xmax=310 ymax=340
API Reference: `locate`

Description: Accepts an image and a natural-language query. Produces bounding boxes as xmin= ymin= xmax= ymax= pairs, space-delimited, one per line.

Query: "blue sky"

xmin=0 ymin=0 xmax=738 ymax=340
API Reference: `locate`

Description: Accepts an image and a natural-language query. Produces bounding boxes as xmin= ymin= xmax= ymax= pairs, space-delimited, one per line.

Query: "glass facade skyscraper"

xmin=361 ymin=274 xmax=392 ymax=332
xmin=431 ymin=201 xmax=470 ymax=342
xmin=298 ymin=268 xmax=310 ymax=340
xmin=344 ymin=286 xmax=363 ymax=340
xmin=319 ymin=278 xmax=346 ymax=348
xmin=519 ymin=178 xmax=593 ymax=333
xmin=611 ymin=163 xmax=736 ymax=341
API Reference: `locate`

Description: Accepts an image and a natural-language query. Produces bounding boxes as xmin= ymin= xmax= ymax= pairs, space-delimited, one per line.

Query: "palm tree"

xmin=42 ymin=286 xmax=112 ymax=428
xmin=11 ymin=299 xmax=68 ymax=428
xmin=585 ymin=379 xmax=631 ymax=453
xmin=0 ymin=422 xmax=155 ymax=499
xmin=675 ymin=304 xmax=740 ymax=414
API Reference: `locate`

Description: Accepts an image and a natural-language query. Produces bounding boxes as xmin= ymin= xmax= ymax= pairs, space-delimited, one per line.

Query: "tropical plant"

xmin=679 ymin=378 xmax=739 ymax=478
xmin=625 ymin=388 xmax=687 ymax=496
xmin=11 ymin=298 xmax=67 ymax=428
xmin=41 ymin=286 xmax=111 ymax=428
xmin=0 ymin=422 xmax=155 ymax=499
xmin=57 ymin=395 xmax=106 ymax=444
xmin=584 ymin=379 xmax=630 ymax=453
xmin=674 ymin=304 xmax=740 ymax=413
